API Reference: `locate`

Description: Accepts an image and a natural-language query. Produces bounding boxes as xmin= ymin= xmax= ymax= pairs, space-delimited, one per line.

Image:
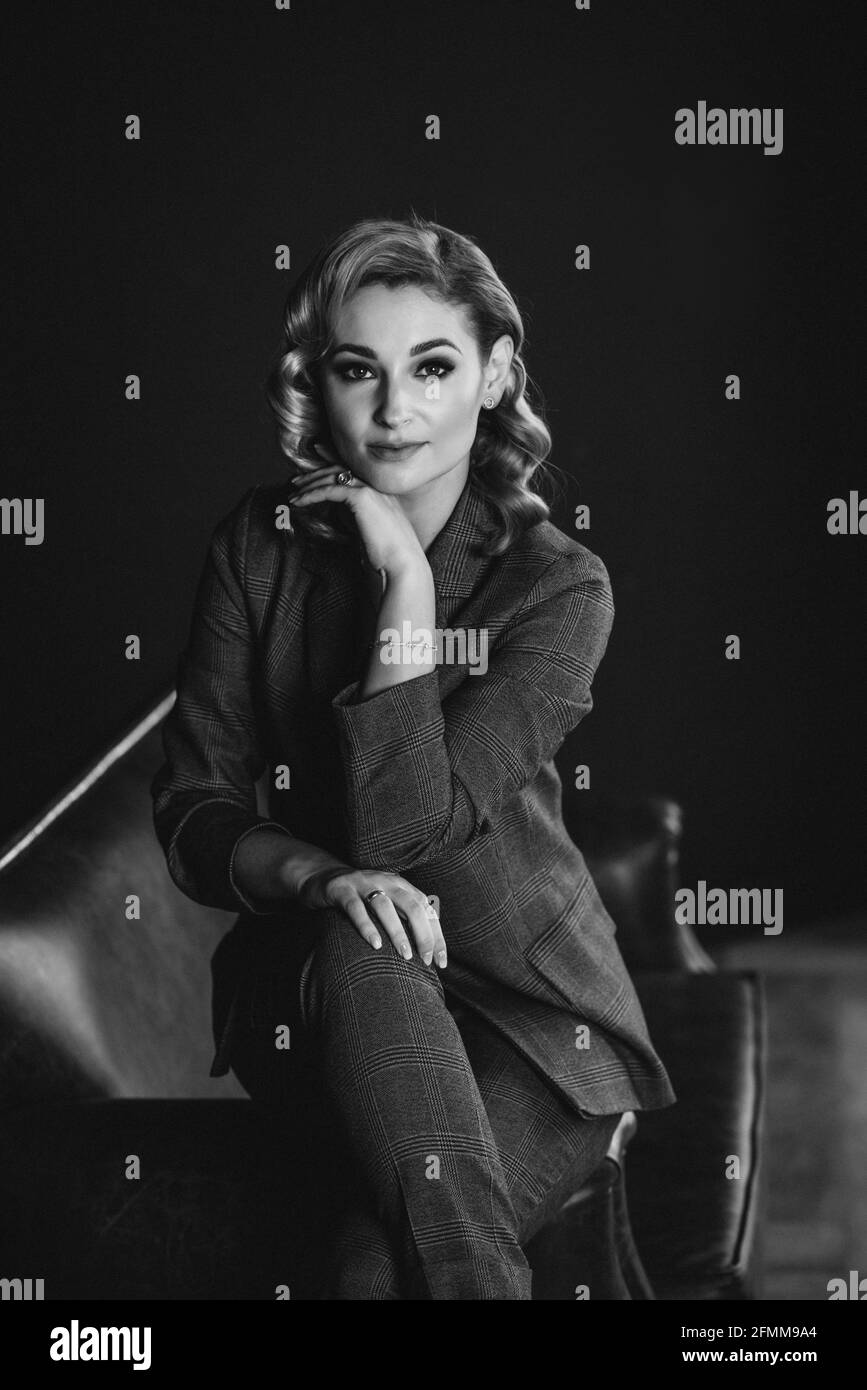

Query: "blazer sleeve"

xmin=150 ymin=486 xmax=295 ymax=915
xmin=330 ymin=547 xmax=615 ymax=872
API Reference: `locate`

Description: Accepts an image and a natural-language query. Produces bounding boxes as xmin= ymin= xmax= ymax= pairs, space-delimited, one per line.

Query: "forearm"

xmin=358 ymin=560 xmax=437 ymax=700
xmin=232 ymin=828 xmax=352 ymax=910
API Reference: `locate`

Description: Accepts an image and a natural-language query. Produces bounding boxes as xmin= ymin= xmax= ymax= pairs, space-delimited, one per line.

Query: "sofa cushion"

xmin=0 ymin=1098 xmax=338 ymax=1299
xmin=0 ymin=728 xmax=242 ymax=1111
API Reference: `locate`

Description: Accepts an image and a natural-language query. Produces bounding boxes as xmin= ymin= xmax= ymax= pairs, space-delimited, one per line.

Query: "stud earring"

xmin=483 ymin=396 xmax=495 ymax=408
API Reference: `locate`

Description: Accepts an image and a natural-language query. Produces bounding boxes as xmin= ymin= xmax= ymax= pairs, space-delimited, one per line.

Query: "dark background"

xmin=4 ymin=0 xmax=864 ymax=921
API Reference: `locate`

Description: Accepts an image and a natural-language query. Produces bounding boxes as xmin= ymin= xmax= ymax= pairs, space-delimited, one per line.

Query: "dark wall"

xmin=4 ymin=0 xmax=864 ymax=920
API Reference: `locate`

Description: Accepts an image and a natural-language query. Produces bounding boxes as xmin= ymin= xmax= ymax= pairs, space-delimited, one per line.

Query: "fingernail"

xmin=423 ymin=951 xmax=433 ymax=966
xmin=402 ymin=944 xmax=412 ymax=960
xmin=372 ymin=936 xmax=382 ymax=949
xmin=437 ymin=950 xmax=447 ymax=968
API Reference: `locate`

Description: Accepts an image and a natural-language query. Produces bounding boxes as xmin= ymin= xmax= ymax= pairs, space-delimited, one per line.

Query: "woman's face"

xmin=317 ymin=284 xmax=512 ymax=495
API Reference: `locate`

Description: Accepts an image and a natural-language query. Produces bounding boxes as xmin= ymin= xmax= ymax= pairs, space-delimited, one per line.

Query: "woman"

xmin=150 ymin=214 xmax=676 ymax=1300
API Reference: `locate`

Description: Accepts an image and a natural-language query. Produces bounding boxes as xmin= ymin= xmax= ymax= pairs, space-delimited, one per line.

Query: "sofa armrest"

xmin=561 ymin=792 xmax=715 ymax=973
xmin=627 ymin=971 xmax=767 ymax=1300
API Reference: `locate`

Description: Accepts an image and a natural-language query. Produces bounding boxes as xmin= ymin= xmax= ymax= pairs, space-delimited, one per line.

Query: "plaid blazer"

xmin=151 ymin=474 xmax=676 ymax=1118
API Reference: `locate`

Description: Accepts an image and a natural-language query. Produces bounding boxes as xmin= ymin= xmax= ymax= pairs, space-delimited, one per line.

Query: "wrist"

xmin=384 ymin=552 xmax=431 ymax=586
xmin=295 ymin=863 xmax=349 ymax=910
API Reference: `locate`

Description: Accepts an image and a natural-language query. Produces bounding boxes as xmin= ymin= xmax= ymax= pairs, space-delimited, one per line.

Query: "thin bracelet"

xmin=366 ymin=636 xmax=439 ymax=656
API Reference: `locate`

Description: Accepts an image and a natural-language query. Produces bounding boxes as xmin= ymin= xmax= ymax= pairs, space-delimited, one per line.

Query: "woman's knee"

xmin=330 ymin=1205 xmax=404 ymax=1301
xmin=300 ymin=906 xmax=444 ymax=1029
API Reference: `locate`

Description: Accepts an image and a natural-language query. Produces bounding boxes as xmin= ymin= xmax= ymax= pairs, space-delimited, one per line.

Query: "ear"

xmin=313 ymin=440 xmax=341 ymax=466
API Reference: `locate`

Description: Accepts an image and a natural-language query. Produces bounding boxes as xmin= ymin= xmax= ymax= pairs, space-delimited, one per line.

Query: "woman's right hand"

xmin=300 ymin=866 xmax=447 ymax=969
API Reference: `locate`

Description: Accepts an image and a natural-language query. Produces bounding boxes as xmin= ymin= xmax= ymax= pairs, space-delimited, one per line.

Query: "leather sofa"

xmin=0 ymin=693 xmax=765 ymax=1299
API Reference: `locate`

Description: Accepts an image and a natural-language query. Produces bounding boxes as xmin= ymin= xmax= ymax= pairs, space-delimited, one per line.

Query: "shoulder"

xmin=503 ymin=516 xmax=613 ymax=603
xmin=209 ymin=481 xmax=308 ymax=568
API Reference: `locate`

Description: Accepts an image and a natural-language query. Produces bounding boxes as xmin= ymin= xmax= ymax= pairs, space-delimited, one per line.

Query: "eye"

xmin=334 ymin=357 xmax=456 ymax=382
xmin=417 ymin=357 xmax=455 ymax=379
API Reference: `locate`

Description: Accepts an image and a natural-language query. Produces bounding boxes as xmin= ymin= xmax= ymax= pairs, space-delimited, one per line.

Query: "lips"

xmin=368 ymin=442 xmax=426 ymax=460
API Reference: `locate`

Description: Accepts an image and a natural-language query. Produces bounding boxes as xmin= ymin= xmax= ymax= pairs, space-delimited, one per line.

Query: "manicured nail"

xmin=423 ymin=951 xmax=433 ymax=966
xmin=372 ymin=935 xmax=382 ymax=949
xmin=402 ymin=943 xmax=412 ymax=960
xmin=437 ymin=950 xmax=447 ymax=968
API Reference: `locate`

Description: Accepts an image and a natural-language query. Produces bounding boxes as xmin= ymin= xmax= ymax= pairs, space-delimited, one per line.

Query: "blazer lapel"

xmin=298 ymin=473 xmax=496 ymax=699
xmin=424 ymin=474 xmax=495 ymax=628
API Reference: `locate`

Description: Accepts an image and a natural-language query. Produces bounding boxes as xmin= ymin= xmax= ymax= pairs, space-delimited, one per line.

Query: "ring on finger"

xmin=362 ymin=889 xmax=412 ymax=959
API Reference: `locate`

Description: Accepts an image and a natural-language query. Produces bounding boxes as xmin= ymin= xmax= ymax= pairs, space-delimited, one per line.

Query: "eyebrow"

xmin=327 ymin=337 xmax=463 ymax=360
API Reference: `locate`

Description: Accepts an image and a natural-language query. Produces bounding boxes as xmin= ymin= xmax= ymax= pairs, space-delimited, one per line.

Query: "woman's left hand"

xmin=289 ymin=455 xmax=429 ymax=581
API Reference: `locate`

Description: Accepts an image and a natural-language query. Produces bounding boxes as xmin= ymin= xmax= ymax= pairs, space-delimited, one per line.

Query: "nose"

xmin=374 ymin=376 xmax=413 ymax=429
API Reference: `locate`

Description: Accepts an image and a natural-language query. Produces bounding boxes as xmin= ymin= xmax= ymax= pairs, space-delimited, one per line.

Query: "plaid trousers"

xmin=217 ymin=908 xmax=621 ymax=1300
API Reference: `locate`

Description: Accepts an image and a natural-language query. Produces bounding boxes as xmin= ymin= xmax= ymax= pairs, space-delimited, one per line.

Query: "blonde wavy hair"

xmin=264 ymin=213 xmax=565 ymax=557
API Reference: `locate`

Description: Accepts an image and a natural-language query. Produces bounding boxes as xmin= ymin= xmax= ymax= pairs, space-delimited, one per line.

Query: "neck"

xmin=407 ymin=464 xmax=471 ymax=556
